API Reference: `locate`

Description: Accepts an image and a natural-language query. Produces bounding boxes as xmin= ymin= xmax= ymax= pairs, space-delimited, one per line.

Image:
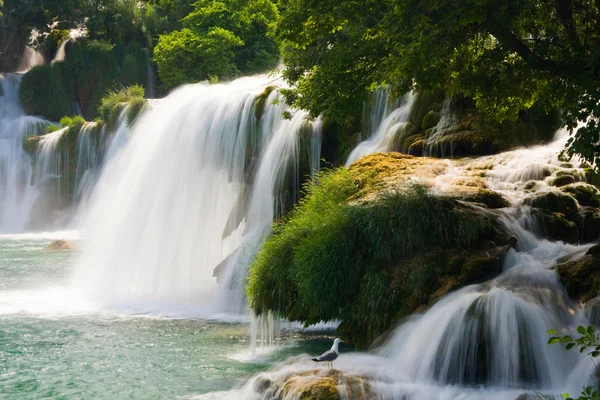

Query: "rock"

xmin=524 ymin=191 xmax=581 ymax=224
xmin=254 ymin=86 xmax=276 ymax=121
xmin=461 ymin=189 xmax=511 ymax=209
xmin=556 ymin=250 xmax=600 ymax=302
xmin=47 ymin=239 xmax=75 ymax=250
xmin=562 ymin=183 xmax=600 ymax=207
xmin=550 ymin=174 xmax=575 ymax=187
xmin=531 ymin=209 xmax=580 ymax=244
xmin=421 ymin=110 xmax=440 ymax=131
xmin=584 ymin=167 xmax=600 ymax=187
xmin=582 ymin=209 xmax=600 ymax=243
xmin=262 ymin=369 xmax=373 ymax=400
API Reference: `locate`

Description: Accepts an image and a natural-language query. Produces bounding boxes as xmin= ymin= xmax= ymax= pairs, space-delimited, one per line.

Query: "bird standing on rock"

xmin=311 ymin=338 xmax=344 ymax=369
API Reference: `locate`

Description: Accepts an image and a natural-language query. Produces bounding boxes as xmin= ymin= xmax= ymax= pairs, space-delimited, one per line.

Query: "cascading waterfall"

xmin=424 ymin=98 xmax=457 ymax=157
xmin=52 ymin=38 xmax=71 ymax=63
xmin=0 ymin=74 xmax=51 ymax=232
xmin=209 ymin=131 xmax=600 ymax=400
xmin=345 ymin=91 xmax=415 ymax=167
xmin=73 ymin=76 xmax=322 ymax=316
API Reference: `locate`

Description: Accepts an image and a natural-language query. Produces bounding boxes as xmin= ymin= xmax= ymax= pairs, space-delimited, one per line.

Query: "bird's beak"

xmin=341 ymin=340 xmax=345 ymax=343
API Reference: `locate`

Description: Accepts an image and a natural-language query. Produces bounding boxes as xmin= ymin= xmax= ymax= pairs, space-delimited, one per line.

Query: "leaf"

xmin=566 ymin=342 xmax=576 ymax=350
xmin=548 ymin=337 xmax=561 ymax=345
xmin=588 ymin=325 xmax=596 ymax=335
xmin=578 ymin=326 xmax=587 ymax=335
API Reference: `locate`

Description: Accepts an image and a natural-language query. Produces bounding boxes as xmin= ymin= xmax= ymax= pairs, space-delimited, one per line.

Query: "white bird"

xmin=311 ymin=338 xmax=344 ymax=369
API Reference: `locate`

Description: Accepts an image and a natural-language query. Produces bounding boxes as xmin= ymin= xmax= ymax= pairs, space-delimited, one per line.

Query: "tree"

xmin=153 ymin=0 xmax=280 ymax=89
xmin=278 ymin=0 xmax=600 ymax=166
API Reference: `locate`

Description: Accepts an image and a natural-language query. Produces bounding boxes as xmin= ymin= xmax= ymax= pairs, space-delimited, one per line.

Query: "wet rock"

xmin=524 ymin=191 xmax=581 ymax=224
xmin=531 ymin=209 xmax=580 ymax=244
xmin=550 ymin=174 xmax=576 ymax=187
xmin=421 ymin=110 xmax=440 ymax=130
xmin=562 ymin=183 xmax=600 ymax=208
xmin=254 ymin=86 xmax=276 ymax=121
xmin=582 ymin=209 xmax=600 ymax=243
xmin=260 ymin=369 xmax=373 ymax=400
xmin=461 ymin=189 xmax=510 ymax=209
xmin=47 ymin=239 xmax=75 ymax=250
xmin=556 ymin=247 xmax=600 ymax=302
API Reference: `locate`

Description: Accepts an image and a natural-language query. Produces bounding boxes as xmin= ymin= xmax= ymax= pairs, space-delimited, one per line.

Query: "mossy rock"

xmin=531 ymin=209 xmax=580 ymax=244
xmin=47 ymin=239 xmax=75 ymax=250
xmin=254 ymin=86 xmax=276 ymax=121
xmin=22 ymin=135 xmax=44 ymax=156
xmin=524 ymin=191 xmax=581 ymax=224
xmin=582 ymin=209 xmax=600 ymax=243
xmin=421 ymin=110 xmax=440 ymax=131
xmin=408 ymin=91 xmax=445 ymax=128
xmin=273 ymin=370 xmax=372 ymax=400
xmin=461 ymin=189 xmax=510 ymax=209
xmin=557 ymin=245 xmax=600 ymax=302
xmin=408 ymin=139 xmax=425 ymax=156
xmin=562 ymin=184 xmax=600 ymax=208
xmin=584 ymin=168 xmax=600 ymax=187
xmin=550 ymin=174 xmax=576 ymax=187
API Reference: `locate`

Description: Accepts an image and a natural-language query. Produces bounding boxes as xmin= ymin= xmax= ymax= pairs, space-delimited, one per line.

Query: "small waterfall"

xmin=18 ymin=46 xmax=45 ymax=72
xmin=345 ymin=92 xmax=415 ymax=167
xmin=73 ymin=122 xmax=106 ymax=205
xmin=73 ymin=75 xmax=322 ymax=316
xmin=424 ymin=98 xmax=457 ymax=157
xmin=52 ymin=39 xmax=71 ymax=63
xmin=0 ymin=74 xmax=50 ymax=232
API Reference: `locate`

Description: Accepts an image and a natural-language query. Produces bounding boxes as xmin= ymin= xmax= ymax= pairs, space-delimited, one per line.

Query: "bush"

xmin=19 ymin=63 xmax=73 ymax=121
xmin=121 ymin=41 xmax=149 ymax=87
xmin=154 ymin=27 xmax=242 ymax=89
xmin=98 ymin=85 xmax=147 ymax=130
xmin=247 ymin=168 xmax=492 ymax=336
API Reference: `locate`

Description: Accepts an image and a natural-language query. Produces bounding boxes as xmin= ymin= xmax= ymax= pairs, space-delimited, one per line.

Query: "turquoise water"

xmin=0 ymin=234 xmax=330 ymax=399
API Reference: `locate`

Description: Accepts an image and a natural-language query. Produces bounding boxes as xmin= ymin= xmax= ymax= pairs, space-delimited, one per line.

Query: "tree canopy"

xmin=153 ymin=0 xmax=280 ymax=89
xmin=278 ymin=0 xmax=600 ymax=166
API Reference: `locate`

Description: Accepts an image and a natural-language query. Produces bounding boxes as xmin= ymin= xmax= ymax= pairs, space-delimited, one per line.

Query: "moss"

xmin=247 ymin=161 xmax=506 ymax=346
xmin=582 ymin=209 xmax=600 ymax=243
xmin=524 ymin=191 xmax=581 ymax=224
xmin=531 ymin=209 xmax=580 ymax=244
xmin=254 ymin=86 xmax=276 ymax=121
xmin=462 ymin=189 xmax=510 ymax=209
xmin=550 ymin=174 xmax=576 ymax=187
xmin=273 ymin=370 xmax=372 ymax=400
xmin=557 ymin=246 xmax=600 ymax=303
xmin=19 ymin=63 xmax=73 ymax=121
xmin=22 ymin=135 xmax=44 ymax=156
xmin=421 ymin=110 xmax=440 ymax=130
xmin=562 ymin=184 xmax=600 ymax=208
xmin=585 ymin=168 xmax=600 ymax=187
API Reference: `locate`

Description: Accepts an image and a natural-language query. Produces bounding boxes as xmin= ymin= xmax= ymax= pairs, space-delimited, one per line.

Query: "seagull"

xmin=311 ymin=338 xmax=344 ymax=369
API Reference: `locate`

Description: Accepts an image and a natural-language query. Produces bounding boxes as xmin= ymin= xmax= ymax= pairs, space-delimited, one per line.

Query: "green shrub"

xmin=98 ymin=85 xmax=147 ymax=130
xmin=121 ymin=41 xmax=149 ymax=87
xmin=19 ymin=63 xmax=73 ymax=121
xmin=247 ymin=169 xmax=492 ymax=333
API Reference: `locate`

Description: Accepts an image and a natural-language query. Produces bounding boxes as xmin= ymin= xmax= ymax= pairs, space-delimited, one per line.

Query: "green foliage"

xmin=19 ymin=64 xmax=73 ymax=121
xmin=153 ymin=0 xmax=279 ymax=89
xmin=278 ymin=0 xmax=600 ymax=164
xmin=154 ymin=27 xmax=243 ymax=89
xmin=546 ymin=326 xmax=600 ymax=400
xmin=247 ymin=168 xmax=491 ymax=336
xmin=120 ymin=41 xmax=149 ymax=86
xmin=59 ymin=115 xmax=86 ymax=129
xmin=98 ymin=85 xmax=147 ymax=129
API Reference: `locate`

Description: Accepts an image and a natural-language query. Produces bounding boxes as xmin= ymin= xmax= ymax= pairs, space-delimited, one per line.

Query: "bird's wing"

xmin=314 ymin=350 xmax=338 ymax=362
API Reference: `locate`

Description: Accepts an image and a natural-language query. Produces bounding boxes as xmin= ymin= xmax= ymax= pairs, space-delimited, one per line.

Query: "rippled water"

xmin=0 ymin=234 xmax=330 ymax=399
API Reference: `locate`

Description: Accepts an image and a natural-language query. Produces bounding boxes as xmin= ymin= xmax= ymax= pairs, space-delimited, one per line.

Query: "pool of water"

xmin=0 ymin=233 xmax=332 ymax=399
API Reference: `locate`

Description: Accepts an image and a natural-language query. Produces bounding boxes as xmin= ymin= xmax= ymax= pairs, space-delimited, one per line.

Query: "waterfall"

xmin=424 ymin=98 xmax=457 ymax=157
xmin=52 ymin=39 xmax=71 ymax=63
xmin=345 ymin=92 xmax=415 ymax=167
xmin=0 ymin=74 xmax=50 ymax=232
xmin=73 ymin=75 xmax=322 ymax=316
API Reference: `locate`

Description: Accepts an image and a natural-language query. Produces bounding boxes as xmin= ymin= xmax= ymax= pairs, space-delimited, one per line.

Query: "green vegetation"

xmin=19 ymin=64 xmax=73 ymax=121
xmin=277 ymin=0 xmax=600 ymax=167
xmin=546 ymin=326 xmax=600 ymax=400
xmin=247 ymin=167 xmax=498 ymax=345
xmin=153 ymin=0 xmax=280 ymax=89
xmin=98 ymin=85 xmax=147 ymax=129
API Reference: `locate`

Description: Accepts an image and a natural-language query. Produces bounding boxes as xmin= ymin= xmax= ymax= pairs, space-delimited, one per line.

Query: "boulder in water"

xmin=583 ymin=209 xmax=600 ymax=243
xmin=562 ymin=183 xmax=600 ymax=208
xmin=524 ymin=191 xmax=581 ymax=224
xmin=556 ymin=245 xmax=600 ymax=302
xmin=47 ymin=239 xmax=75 ymax=250
xmin=531 ymin=209 xmax=580 ymax=244
xmin=255 ymin=369 xmax=373 ymax=400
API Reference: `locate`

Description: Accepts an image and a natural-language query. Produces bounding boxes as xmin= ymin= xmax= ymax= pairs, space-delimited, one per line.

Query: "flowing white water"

xmin=52 ymin=38 xmax=71 ymax=63
xmin=345 ymin=92 xmax=415 ymax=167
xmin=205 ymin=131 xmax=599 ymax=399
xmin=73 ymin=76 xmax=321 ymax=317
xmin=0 ymin=74 xmax=51 ymax=232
